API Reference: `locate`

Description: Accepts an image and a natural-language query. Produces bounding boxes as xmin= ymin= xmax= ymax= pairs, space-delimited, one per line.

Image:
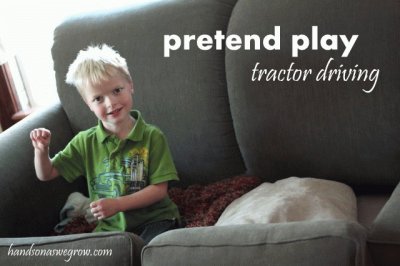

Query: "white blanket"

xmin=216 ymin=177 xmax=357 ymax=226
xmin=54 ymin=192 xmax=96 ymax=233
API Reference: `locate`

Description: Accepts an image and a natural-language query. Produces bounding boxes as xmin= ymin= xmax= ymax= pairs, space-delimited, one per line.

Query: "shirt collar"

xmin=96 ymin=110 xmax=146 ymax=143
xmin=127 ymin=110 xmax=145 ymax=142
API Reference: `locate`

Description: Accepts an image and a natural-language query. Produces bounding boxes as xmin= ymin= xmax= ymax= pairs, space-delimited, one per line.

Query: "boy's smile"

xmin=107 ymin=107 xmax=123 ymax=117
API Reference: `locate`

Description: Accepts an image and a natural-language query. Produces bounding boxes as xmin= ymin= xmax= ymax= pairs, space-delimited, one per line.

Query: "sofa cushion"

xmin=1 ymin=232 xmax=143 ymax=265
xmin=52 ymin=0 xmax=245 ymax=185
xmin=143 ymin=220 xmax=367 ymax=266
xmin=226 ymin=0 xmax=400 ymax=187
xmin=368 ymin=183 xmax=400 ymax=266
xmin=216 ymin=177 xmax=357 ymax=226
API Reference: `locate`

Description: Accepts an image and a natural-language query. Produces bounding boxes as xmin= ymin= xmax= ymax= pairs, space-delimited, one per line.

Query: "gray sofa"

xmin=0 ymin=0 xmax=399 ymax=265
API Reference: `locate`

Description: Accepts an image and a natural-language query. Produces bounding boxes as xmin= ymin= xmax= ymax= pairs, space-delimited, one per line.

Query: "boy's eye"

xmin=93 ymin=96 xmax=103 ymax=103
xmin=113 ymin=87 xmax=123 ymax=95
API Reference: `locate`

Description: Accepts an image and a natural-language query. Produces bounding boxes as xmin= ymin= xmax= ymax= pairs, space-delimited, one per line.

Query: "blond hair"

xmin=65 ymin=44 xmax=132 ymax=94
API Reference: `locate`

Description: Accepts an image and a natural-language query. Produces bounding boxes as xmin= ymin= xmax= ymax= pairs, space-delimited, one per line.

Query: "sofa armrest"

xmin=368 ymin=182 xmax=400 ymax=266
xmin=0 ymin=232 xmax=144 ymax=265
xmin=143 ymin=220 xmax=367 ymax=266
xmin=0 ymin=103 xmax=74 ymax=163
xmin=0 ymin=103 xmax=86 ymax=237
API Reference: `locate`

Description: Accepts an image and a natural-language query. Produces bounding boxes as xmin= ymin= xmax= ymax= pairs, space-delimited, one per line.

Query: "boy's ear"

xmin=130 ymin=81 xmax=134 ymax=95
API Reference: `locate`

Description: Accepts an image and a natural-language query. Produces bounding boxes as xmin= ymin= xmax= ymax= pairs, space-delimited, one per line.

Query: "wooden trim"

xmin=11 ymin=109 xmax=33 ymax=122
xmin=0 ymin=62 xmax=22 ymax=130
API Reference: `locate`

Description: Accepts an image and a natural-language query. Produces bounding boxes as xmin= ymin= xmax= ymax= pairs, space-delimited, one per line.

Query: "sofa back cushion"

xmin=226 ymin=0 xmax=400 ymax=187
xmin=51 ymin=0 xmax=245 ymax=185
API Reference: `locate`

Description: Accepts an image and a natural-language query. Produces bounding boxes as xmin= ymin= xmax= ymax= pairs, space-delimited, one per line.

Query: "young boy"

xmin=30 ymin=44 xmax=180 ymax=243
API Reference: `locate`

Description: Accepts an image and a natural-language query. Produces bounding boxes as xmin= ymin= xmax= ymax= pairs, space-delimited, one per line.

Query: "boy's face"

xmin=82 ymin=74 xmax=134 ymax=127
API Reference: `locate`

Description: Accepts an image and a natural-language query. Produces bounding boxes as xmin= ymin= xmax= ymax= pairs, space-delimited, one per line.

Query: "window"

xmin=0 ymin=0 xmax=157 ymax=126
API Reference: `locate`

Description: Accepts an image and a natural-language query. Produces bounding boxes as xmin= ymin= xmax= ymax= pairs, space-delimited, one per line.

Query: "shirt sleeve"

xmin=148 ymin=129 xmax=179 ymax=185
xmin=51 ymin=133 xmax=85 ymax=183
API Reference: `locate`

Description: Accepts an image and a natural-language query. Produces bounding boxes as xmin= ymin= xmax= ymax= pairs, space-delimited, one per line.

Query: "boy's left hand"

xmin=90 ymin=198 xmax=120 ymax=220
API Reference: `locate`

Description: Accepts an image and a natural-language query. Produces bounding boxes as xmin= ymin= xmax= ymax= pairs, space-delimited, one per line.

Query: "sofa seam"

xmin=367 ymin=239 xmax=400 ymax=245
xmin=143 ymin=235 xmax=362 ymax=265
xmin=144 ymin=234 xmax=360 ymax=248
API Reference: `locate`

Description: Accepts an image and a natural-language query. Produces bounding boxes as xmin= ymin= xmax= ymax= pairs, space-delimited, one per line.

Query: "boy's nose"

xmin=104 ymin=96 xmax=115 ymax=108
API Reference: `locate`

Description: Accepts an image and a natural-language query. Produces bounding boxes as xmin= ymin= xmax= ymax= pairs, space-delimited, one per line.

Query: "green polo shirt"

xmin=52 ymin=110 xmax=180 ymax=232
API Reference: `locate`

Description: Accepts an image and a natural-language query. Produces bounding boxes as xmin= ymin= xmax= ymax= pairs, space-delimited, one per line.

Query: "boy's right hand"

xmin=30 ymin=128 xmax=51 ymax=152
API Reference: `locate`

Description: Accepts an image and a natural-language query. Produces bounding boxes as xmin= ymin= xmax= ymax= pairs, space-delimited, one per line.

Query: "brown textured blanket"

xmin=52 ymin=175 xmax=262 ymax=235
xmin=169 ymin=175 xmax=262 ymax=227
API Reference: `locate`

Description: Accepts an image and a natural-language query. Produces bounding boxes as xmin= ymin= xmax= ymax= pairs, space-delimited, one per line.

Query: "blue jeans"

xmin=133 ymin=219 xmax=179 ymax=244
